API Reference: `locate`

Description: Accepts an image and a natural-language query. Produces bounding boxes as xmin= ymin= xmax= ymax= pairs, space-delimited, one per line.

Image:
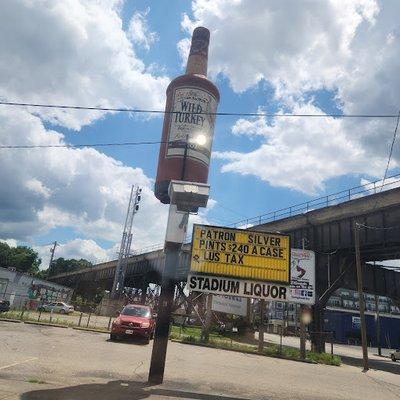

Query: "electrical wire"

xmin=1 ymin=100 xmax=400 ymax=118
xmin=0 ymin=140 xmax=165 ymax=149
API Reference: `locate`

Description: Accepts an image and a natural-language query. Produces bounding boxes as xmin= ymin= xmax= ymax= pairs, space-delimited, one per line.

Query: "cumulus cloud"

xmin=0 ymin=107 xmax=171 ymax=248
xmin=0 ymin=0 xmax=169 ymax=130
xmin=35 ymin=239 xmax=119 ymax=269
xmin=128 ymin=7 xmax=158 ymax=50
xmin=184 ymin=0 xmax=400 ymax=192
xmin=214 ymin=103 xmax=388 ymax=194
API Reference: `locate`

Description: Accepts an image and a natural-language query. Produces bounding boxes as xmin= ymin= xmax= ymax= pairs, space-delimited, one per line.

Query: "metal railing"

xmin=230 ymin=173 xmax=400 ymax=228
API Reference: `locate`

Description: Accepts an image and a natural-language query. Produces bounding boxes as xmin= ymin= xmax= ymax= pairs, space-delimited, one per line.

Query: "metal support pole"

xmin=149 ymin=204 xmax=188 ymax=385
xmin=111 ymin=186 xmax=141 ymax=300
xmin=374 ymin=294 xmax=381 ymax=356
xmin=48 ymin=241 xmax=58 ymax=270
xmin=78 ymin=312 xmax=83 ymax=327
xmin=258 ymin=299 xmax=265 ymax=353
xmin=354 ymin=223 xmax=369 ymax=372
xmin=202 ymin=293 xmax=212 ymax=342
xmin=148 ymin=242 xmax=180 ymax=384
xmin=299 ymin=305 xmax=306 ymax=360
xmin=141 ymin=278 xmax=148 ymax=305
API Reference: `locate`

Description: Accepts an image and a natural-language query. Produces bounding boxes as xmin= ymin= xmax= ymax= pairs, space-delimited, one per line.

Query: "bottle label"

xmin=166 ymin=86 xmax=218 ymax=166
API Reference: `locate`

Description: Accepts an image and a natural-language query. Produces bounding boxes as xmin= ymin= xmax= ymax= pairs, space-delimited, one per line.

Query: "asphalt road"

xmin=0 ymin=321 xmax=399 ymax=400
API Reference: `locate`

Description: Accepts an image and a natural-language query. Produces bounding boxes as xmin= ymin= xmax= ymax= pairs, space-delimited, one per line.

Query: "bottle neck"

xmin=185 ymin=28 xmax=209 ymax=76
xmin=186 ymin=53 xmax=208 ymax=76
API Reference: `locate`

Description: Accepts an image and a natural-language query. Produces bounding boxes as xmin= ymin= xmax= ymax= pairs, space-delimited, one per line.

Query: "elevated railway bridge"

xmin=49 ymin=182 xmax=400 ymax=351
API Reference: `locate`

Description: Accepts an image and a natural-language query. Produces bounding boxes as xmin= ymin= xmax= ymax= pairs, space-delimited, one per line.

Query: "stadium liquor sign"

xmin=187 ymin=224 xmax=315 ymax=304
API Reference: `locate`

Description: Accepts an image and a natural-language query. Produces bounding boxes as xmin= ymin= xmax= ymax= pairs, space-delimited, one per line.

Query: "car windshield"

xmin=121 ymin=306 xmax=150 ymax=318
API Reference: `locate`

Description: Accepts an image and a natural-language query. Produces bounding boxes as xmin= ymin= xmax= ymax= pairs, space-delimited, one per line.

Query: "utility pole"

xmin=48 ymin=241 xmax=58 ymax=270
xmin=258 ymin=299 xmax=266 ymax=353
xmin=299 ymin=238 xmax=306 ymax=359
xmin=111 ymin=185 xmax=141 ymax=300
xmin=374 ymin=294 xmax=382 ymax=356
xmin=299 ymin=305 xmax=306 ymax=359
xmin=354 ymin=222 xmax=369 ymax=372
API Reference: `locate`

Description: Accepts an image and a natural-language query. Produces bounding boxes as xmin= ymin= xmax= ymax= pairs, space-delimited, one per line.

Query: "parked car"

xmin=38 ymin=302 xmax=74 ymax=314
xmin=110 ymin=304 xmax=155 ymax=343
xmin=391 ymin=349 xmax=400 ymax=362
xmin=0 ymin=299 xmax=10 ymax=312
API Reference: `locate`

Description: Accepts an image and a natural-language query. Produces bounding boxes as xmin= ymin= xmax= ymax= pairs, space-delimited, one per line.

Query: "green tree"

xmin=0 ymin=242 xmax=41 ymax=274
xmin=47 ymin=257 xmax=92 ymax=276
xmin=0 ymin=242 xmax=12 ymax=268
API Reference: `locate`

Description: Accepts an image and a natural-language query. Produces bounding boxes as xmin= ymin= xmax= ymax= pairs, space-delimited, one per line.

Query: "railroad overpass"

xmin=49 ymin=185 xmax=400 ymax=351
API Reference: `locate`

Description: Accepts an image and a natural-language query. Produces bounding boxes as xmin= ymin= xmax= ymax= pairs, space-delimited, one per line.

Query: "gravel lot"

xmin=0 ymin=321 xmax=399 ymax=400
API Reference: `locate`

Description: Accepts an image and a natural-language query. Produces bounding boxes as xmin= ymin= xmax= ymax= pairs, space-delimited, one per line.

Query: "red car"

xmin=110 ymin=304 xmax=155 ymax=343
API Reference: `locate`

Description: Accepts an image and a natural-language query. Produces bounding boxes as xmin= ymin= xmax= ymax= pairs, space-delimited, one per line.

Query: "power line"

xmin=0 ymin=140 xmax=165 ymax=149
xmin=378 ymin=109 xmax=400 ymax=192
xmin=1 ymin=101 xmax=399 ymax=118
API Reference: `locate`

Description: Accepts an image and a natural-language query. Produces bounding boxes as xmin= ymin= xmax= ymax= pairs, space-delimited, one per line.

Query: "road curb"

xmin=0 ymin=318 xmax=22 ymax=323
xmin=73 ymin=327 xmax=110 ymax=334
xmin=24 ymin=321 xmax=69 ymax=329
xmin=170 ymin=339 xmax=318 ymax=364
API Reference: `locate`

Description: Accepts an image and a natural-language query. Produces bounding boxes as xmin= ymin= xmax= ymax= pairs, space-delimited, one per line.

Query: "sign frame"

xmin=288 ymin=248 xmax=316 ymax=305
xmin=189 ymin=223 xmax=291 ymax=285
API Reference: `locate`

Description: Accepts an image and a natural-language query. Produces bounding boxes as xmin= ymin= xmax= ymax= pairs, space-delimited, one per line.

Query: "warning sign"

xmin=190 ymin=224 xmax=290 ymax=284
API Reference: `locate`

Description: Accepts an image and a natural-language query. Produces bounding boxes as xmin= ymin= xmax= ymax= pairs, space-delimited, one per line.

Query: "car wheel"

xmin=144 ymin=336 xmax=150 ymax=344
xmin=60 ymin=309 xmax=66 ymax=314
xmin=110 ymin=334 xmax=118 ymax=341
xmin=391 ymin=354 xmax=396 ymax=362
xmin=150 ymin=331 xmax=154 ymax=340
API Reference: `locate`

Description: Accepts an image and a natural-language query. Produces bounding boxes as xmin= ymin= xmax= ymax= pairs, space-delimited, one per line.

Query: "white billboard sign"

xmin=288 ymin=249 xmax=315 ymax=305
xmin=212 ymin=295 xmax=247 ymax=316
xmin=187 ymin=274 xmax=289 ymax=301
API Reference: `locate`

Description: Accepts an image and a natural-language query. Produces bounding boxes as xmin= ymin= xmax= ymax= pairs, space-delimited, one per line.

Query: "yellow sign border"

xmin=189 ymin=224 xmax=291 ymax=284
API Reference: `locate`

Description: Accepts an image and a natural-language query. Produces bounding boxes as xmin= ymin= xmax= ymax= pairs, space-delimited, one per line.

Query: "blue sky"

xmin=0 ymin=0 xmax=399 ymax=266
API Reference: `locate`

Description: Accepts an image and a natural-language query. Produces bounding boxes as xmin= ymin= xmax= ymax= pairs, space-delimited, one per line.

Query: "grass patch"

xmin=307 ymin=351 xmax=341 ymax=366
xmin=171 ymin=327 xmax=341 ymax=366
xmin=28 ymin=378 xmax=46 ymax=384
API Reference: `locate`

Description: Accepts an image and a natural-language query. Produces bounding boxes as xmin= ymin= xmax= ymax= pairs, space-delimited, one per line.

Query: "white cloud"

xmin=0 ymin=0 xmax=169 ymax=130
xmin=127 ymin=7 xmax=158 ymax=50
xmin=184 ymin=0 xmax=400 ymax=192
xmin=0 ymin=239 xmax=18 ymax=248
xmin=360 ymin=176 xmax=400 ymax=193
xmin=181 ymin=0 xmax=379 ymax=93
xmin=35 ymin=239 xmax=118 ymax=269
xmin=0 ymin=107 xmax=172 ymax=248
xmin=214 ymin=103 xmax=388 ymax=194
